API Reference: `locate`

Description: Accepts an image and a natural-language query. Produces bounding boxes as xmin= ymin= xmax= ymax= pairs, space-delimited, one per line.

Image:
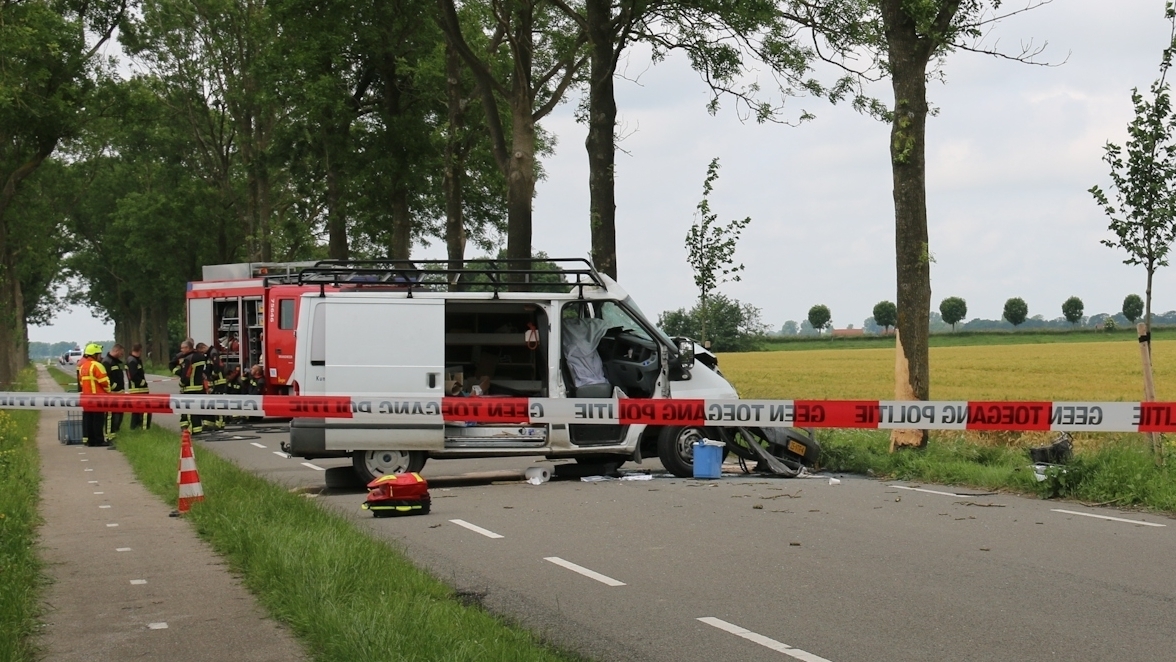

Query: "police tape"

xmin=2 ymin=392 xmax=1175 ymax=432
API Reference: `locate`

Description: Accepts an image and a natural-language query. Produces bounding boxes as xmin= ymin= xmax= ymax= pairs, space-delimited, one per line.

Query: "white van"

xmin=286 ymin=259 xmax=817 ymax=481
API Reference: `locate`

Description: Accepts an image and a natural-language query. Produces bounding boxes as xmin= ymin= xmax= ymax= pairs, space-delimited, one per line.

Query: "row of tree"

xmin=779 ymin=293 xmax=1151 ymax=336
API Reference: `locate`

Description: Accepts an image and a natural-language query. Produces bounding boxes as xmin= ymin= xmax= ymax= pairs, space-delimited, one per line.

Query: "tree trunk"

xmin=882 ymin=2 xmax=936 ymax=450
xmin=389 ymin=185 xmax=412 ymax=260
xmin=1145 ymin=264 xmax=1154 ymax=335
xmin=444 ymin=43 xmax=467 ymax=274
xmin=150 ymin=307 xmax=170 ymax=366
xmin=585 ymin=0 xmax=618 ymax=279
xmin=325 ymin=134 xmax=349 ymax=260
xmin=505 ymin=5 xmax=536 ymax=277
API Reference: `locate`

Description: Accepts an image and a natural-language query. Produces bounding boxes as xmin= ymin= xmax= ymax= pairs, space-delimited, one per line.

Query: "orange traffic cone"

xmin=176 ymin=429 xmax=204 ymax=514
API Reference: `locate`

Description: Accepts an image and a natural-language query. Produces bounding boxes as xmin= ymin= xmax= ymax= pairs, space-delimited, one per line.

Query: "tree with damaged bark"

xmin=0 ymin=0 xmax=127 ymax=385
xmin=437 ymin=0 xmax=587 ymax=274
xmin=1091 ymin=4 xmax=1176 ymax=338
xmin=785 ymin=0 xmax=1052 ymax=449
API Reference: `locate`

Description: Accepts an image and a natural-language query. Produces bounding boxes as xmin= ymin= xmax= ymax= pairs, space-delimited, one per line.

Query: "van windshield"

xmin=621 ymin=296 xmax=674 ymax=347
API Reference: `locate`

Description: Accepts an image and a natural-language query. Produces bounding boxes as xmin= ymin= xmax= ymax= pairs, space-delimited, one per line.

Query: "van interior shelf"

xmin=445 ymin=333 xmax=527 ymax=346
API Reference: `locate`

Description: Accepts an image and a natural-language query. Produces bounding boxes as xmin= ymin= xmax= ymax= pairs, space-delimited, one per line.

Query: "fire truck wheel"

xmin=352 ymin=450 xmax=428 ymax=483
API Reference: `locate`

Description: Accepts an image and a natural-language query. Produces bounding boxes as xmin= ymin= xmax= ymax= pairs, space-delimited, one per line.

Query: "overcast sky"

xmin=31 ymin=0 xmax=1176 ymax=343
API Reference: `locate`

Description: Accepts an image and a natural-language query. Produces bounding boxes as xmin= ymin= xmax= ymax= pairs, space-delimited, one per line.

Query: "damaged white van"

xmin=285 ymin=259 xmax=818 ymax=481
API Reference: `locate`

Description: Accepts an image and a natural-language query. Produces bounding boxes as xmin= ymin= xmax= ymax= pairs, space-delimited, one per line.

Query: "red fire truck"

xmin=185 ymin=262 xmax=319 ymax=394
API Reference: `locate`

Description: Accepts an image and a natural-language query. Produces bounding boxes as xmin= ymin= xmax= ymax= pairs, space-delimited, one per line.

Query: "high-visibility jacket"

xmin=126 ymin=355 xmax=149 ymax=394
xmin=78 ymin=357 xmax=111 ymax=395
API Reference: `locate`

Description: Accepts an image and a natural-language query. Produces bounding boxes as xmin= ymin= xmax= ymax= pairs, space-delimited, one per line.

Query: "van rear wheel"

xmin=352 ymin=450 xmax=427 ymax=484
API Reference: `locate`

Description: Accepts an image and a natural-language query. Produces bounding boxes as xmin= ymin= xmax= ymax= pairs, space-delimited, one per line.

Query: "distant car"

xmin=63 ymin=348 xmax=83 ymax=365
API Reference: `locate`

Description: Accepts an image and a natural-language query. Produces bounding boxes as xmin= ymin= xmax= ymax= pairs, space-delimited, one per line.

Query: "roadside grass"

xmin=720 ymin=339 xmax=1176 ymax=401
xmin=758 ymin=326 xmax=1176 ymax=352
xmin=47 ymin=365 xmax=75 ymax=391
xmin=817 ymin=429 xmax=1176 ymax=514
xmin=0 ymin=367 xmax=43 ymax=662
xmin=115 ymin=426 xmax=578 ymax=662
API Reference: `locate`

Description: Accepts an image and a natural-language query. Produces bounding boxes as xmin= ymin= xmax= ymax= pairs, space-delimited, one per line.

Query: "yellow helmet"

xmin=84 ymin=343 xmax=103 ymax=356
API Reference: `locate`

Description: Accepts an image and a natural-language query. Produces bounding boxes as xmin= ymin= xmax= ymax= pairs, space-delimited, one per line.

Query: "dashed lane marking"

xmin=84 ymin=469 xmax=92 ymax=472
xmin=273 ymin=451 xmax=290 ymax=459
xmin=88 ymin=480 xmax=98 ymax=484
xmin=250 ymin=442 xmax=266 ymax=448
xmin=116 ymin=547 xmax=132 ymax=552
xmin=147 ymin=623 xmax=168 ymax=630
xmin=99 ymin=505 xmax=111 ymax=509
xmin=130 ymin=580 xmax=147 ymax=585
xmin=1051 ymin=508 xmax=1166 ymax=527
xmin=543 ymin=557 xmax=625 ymax=586
xmin=698 ymin=617 xmax=833 ymax=661
xmin=106 ymin=524 xmax=118 ymax=527
xmin=301 ymin=462 xmax=325 ymax=471
xmin=80 ymin=459 xmax=88 ymax=462
xmin=449 ymin=519 xmax=504 ymax=539
xmin=93 ymin=492 xmax=104 ymax=495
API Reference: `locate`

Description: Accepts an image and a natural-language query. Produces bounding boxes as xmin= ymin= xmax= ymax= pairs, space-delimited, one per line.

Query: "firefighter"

xmin=224 ymin=363 xmax=243 ymax=424
xmin=77 ymin=343 xmax=111 ymax=447
xmin=102 ymin=344 xmax=127 ymax=444
xmin=170 ymin=339 xmax=207 ymax=434
xmin=206 ymin=348 xmax=227 ymax=430
xmin=126 ymin=343 xmax=152 ymax=430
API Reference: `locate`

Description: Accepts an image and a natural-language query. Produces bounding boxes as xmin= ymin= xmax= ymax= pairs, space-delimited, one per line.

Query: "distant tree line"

xmin=769 ymin=293 xmax=1159 ymax=337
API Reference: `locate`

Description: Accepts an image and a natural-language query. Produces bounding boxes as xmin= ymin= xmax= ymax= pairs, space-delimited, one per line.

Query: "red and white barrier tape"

xmin=1 ymin=392 xmax=1172 ymax=432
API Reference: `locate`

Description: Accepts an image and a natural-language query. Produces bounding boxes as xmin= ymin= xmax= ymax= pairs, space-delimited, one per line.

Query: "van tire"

xmin=657 ymin=426 xmax=707 ymax=478
xmin=352 ymin=450 xmax=428 ymax=484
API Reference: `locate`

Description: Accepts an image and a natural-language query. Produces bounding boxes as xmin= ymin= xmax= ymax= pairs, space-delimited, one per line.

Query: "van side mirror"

xmin=674 ymin=337 xmax=695 ymax=369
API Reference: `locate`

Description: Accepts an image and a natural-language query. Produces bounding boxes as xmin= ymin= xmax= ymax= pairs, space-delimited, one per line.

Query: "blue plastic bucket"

xmin=692 ymin=440 xmax=723 ymax=479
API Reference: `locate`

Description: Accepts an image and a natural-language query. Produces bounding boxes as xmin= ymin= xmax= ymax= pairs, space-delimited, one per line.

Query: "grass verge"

xmin=46 ymin=365 xmax=75 ymax=391
xmin=818 ymin=429 xmax=1176 ymax=513
xmin=116 ymin=426 xmax=577 ymax=662
xmin=0 ymin=367 xmax=43 ymax=662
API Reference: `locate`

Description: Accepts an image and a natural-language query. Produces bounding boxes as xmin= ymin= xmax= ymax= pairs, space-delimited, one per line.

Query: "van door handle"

xmin=427 ymin=372 xmax=438 ymax=389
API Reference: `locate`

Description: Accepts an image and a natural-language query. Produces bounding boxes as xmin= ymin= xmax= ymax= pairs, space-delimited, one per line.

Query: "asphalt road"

xmin=147 ymin=382 xmax=1176 ymax=662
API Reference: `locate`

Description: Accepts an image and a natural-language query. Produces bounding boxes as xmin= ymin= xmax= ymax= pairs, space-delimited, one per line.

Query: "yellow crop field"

xmin=719 ymin=340 xmax=1176 ymax=402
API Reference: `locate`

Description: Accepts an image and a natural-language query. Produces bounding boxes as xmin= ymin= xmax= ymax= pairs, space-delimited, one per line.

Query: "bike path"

xmin=34 ymin=365 xmax=308 ymax=662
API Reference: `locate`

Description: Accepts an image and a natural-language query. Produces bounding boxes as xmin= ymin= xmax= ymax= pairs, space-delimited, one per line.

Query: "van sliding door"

xmin=323 ymin=299 xmax=446 ymax=398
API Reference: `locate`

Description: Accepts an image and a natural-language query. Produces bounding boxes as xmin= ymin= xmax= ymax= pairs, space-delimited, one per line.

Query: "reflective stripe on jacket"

xmin=78 ymin=357 xmax=111 ymax=394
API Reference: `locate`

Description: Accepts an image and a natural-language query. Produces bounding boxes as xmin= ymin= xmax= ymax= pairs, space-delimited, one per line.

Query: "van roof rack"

xmin=294 ymin=258 xmax=606 ymax=298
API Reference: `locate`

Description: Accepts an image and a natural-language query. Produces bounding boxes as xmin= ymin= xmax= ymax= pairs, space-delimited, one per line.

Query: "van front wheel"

xmin=657 ymin=426 xmax=706 ymax=478
xmin=352 ymin=450 xmax=428 ymax=484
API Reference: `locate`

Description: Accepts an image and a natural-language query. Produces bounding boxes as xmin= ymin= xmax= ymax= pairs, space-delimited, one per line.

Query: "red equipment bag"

xmin=361 ymin=472 xmax=431 ymax=517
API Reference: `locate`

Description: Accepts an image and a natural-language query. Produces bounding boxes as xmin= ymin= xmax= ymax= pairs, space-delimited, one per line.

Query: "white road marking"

xmin=88 ymin=480 xmax=98 ymax=484
xmin=250 ymin=442 xmax=267 ymax=448
xmin=116 ymin=547 xmax=132 ymax=552
xmin=93 ymin=492 xmax=104 ymax=495
xmin=106 ymin=523 xmax=118 ymax=527
xmin=449 ymin=519 xmax=504 ymax=539
xmin=130 ymin=579 xmax=147 ymax=585
xmin=301 ymin=462 xmax=325 ymax=471
xmin=1051 ymin=509 xmax=1166 ymax=527
xmin=543 ymin=557 xmax=626 ymax=586
xmin=889 ymin=485 xmax=990 ymax=498
xmin=147 ymin=622 xmax=168 ymax=630
xmin=698 ymin=617 xmax=833 ymax=661
xmin=84 ymin=469 xmax=92 ymax=472
xmin=80 ymin=459 xmax=88 ymax=462
xmin=99 ymin=505 xmax=111 ymax=509
xmin=273 ymin=451 xmax=290 ymax=459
